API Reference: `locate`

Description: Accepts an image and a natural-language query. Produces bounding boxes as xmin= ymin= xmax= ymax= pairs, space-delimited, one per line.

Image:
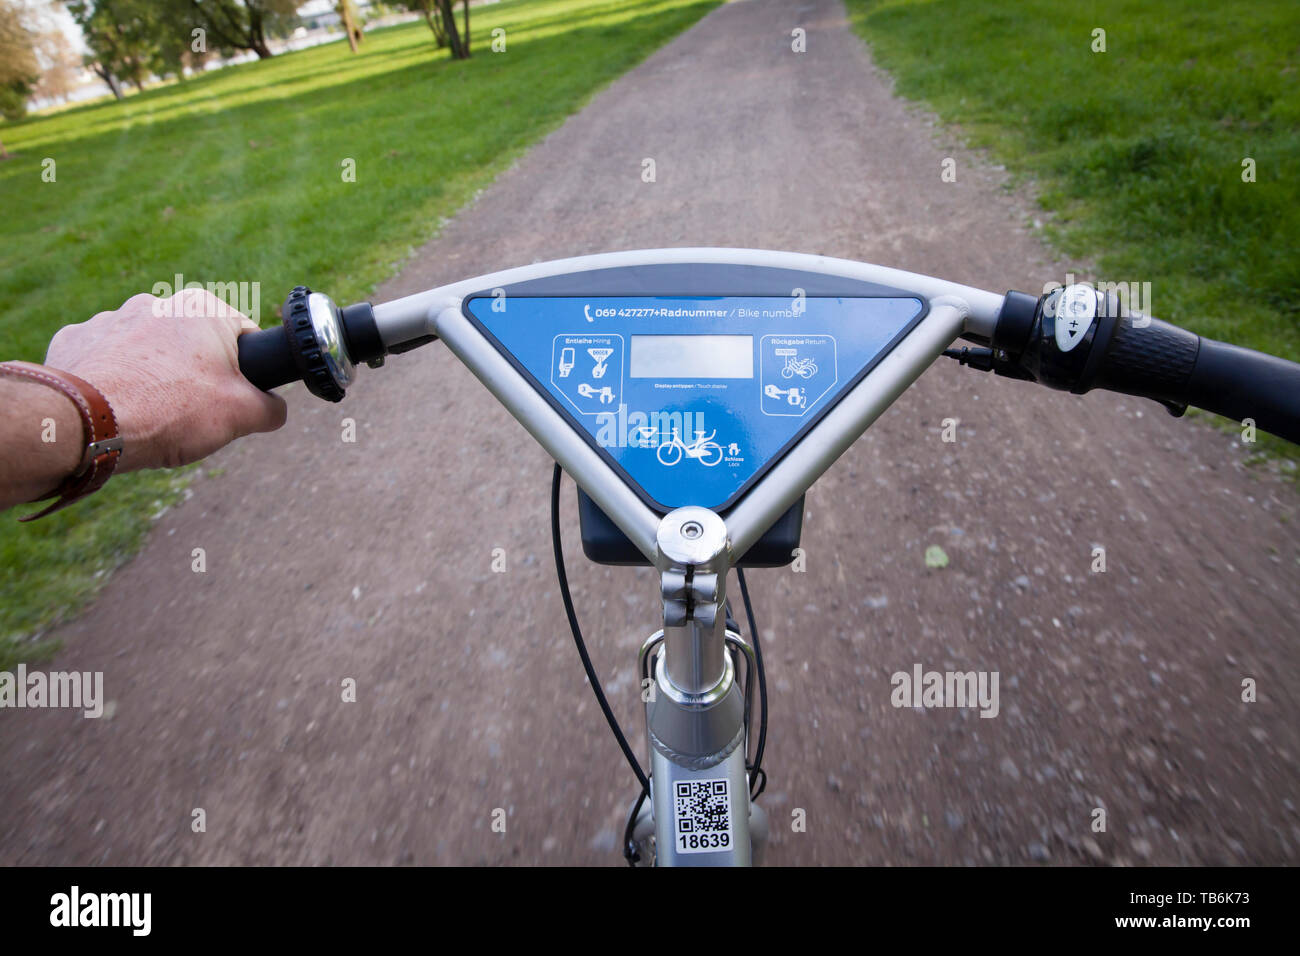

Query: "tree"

xmin=402 ymin=0 xmax=470 ymax=59
xmin=437 ymin=0 xmax=469 ymax=59
xmin=180 ymin=0 xmax=299 ymax=60
xmin=67 ymin=0 xmax=163 ymax=95
xmin=338 ymin=0 xmax=362 ymax=54
xmin=0 ymin=0 xmax=40 ymax=131
xmin=416 ymin=0 xmax=448 ymax=49
xmin=33 ymin=29 xmax=81 ymax=104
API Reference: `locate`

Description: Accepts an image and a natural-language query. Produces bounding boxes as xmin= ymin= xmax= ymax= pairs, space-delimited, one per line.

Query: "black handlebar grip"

xmin=994 ymin=288 xmax=1300 ymax=446
xmin=1185 ymin=338 xmax=1300 ymax=445
xmin=237 ymin=326 xmax=298 ymax=392
xmin=1086 ymin=314 xmax=1200 ymax=408
xmin=1087 ymin=313 xmax=1300 ymax=444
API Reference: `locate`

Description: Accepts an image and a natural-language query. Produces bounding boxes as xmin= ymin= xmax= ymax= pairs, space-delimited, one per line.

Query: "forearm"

xmin=0 ymin=377 xmax=84 ymax=510
xmin=3 ymin=289 xmax=286 ymax=519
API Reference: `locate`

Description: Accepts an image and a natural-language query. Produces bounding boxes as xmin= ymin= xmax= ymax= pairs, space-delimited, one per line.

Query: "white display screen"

xmin=630 ymin=335 xmax=754 ymax=379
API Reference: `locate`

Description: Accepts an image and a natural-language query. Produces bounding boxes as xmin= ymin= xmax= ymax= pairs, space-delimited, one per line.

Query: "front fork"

xmin=638 ymin=507 xmax=756 ymax=866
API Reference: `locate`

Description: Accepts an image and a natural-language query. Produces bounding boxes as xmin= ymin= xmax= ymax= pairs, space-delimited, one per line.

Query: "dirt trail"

xmin=3 ymin=0 xmax=1297 ymax=865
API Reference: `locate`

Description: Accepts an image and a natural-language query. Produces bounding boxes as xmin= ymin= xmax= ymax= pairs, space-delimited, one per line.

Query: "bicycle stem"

xmin=643 ymin=508 xmax=754 ymax=865
xmin=657 ymin=507 xmax=730 ymax=695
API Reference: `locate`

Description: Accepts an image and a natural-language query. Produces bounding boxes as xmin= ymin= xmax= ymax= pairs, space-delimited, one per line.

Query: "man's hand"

xmin=44 ymin=289 xmax=288 ymax=470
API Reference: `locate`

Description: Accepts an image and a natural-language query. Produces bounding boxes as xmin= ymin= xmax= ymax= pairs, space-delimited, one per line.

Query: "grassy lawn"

xmin=846 ymin=0 xmax=1299 ymax=454
xmin=0 ymin=0 xmax=720 ymax=669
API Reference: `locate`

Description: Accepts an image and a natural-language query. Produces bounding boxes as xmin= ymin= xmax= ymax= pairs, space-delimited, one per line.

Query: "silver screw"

xmin=681 ymin=521 xmax=703 ymax=539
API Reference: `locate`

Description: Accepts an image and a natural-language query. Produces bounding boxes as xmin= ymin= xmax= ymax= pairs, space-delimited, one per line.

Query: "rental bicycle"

xmin=235 ymin=248 xmax=1300 ymax=866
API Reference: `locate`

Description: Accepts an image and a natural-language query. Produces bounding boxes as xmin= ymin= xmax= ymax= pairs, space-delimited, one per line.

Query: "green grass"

xmin=0 ymin=0 xmax=720 ymax=669
xmin=846 ymin=0 xmax=1300 ymax=458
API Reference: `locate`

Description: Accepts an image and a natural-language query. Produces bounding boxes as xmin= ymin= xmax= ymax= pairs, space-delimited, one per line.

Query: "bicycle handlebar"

xmin=953 ymin=283 xmax=1300 ymax=444
xmin=1185 ymin=338 xmax=1300 ymax=444
xmin=237 ymin=326 xmax=299 ymax=392
xmin=236 ymin=265 xmax=1300 ymax=447
xmin=1098 ymin=314 xmax=1300 ymax=445
xmin=236 ymin=286 xmax=387 ymax=402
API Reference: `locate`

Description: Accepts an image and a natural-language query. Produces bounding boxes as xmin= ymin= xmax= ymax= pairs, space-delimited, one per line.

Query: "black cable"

xmin=736 ymin=567 xmax=768 ymax=801
xmin=550 ymin=464 xmax=650 ymax=800
xmin=739 ymin=636 xmax=753 ymax=751
xmin=750 ymin=767 xmax=767 ymax=801
xmin=622 ymin=782 xmax=650 ymax=866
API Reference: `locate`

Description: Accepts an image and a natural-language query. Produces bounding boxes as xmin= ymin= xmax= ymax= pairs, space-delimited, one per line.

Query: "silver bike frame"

xmin=367 ymin=248 xmax=1001 ymax=865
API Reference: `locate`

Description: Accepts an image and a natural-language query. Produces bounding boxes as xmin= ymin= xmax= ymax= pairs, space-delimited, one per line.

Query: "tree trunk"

xmin=93 ymin=64 xmax=125 ymax=101
xmin=340 ymin=1 xmax=359 ymax=53
xmin=248 ymin=11 xmax=274 ymax=58
xmin=422 ymin=8 xmax=448 ymax=48
xmin=0 ymin=137 xmax=8 ymax=160
xmin=437 ymin=0 xmax=468 ymax=59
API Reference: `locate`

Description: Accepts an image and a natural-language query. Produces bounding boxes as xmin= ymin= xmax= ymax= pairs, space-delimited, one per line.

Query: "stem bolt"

xmin=681 ymin=520 xmax=703 ymax=539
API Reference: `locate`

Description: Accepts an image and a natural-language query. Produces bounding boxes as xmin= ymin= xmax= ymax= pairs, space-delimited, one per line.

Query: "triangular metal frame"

xmin=371 ymin=249 xmax=1000 ymax=560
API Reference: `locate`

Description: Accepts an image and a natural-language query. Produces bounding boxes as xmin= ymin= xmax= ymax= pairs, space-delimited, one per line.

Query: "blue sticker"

xmin=467 ymin=295 xmax=924 ymax=510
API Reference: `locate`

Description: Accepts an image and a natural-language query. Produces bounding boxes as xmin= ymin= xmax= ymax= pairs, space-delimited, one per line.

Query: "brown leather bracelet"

xmin=0 ymin=361 xmax=123 ymax=521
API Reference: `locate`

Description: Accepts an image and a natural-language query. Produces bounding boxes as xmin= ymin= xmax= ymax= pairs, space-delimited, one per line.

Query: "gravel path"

xmin=2 ymin=0 xmax=1297 ymax=866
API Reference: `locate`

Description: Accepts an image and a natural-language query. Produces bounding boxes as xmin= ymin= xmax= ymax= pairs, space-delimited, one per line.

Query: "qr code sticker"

xmin=673 ymin=778 xmax=732 ymax=854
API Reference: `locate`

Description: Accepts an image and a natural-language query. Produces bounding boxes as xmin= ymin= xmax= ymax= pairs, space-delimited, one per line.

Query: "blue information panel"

xmin=466 ymin=295 xmax=925 ymax=510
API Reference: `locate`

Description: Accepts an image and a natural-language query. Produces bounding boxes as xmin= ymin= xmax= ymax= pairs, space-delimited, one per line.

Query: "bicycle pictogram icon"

xmin=634 ymin=427 xmax=724 ymax=467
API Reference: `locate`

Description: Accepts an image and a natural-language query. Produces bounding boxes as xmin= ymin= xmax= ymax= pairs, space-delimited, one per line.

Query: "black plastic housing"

xmin=993 ymin=287 xmax=1198 ymax=415
xmin=340 ymin=302 xmax=385 ymax=365
xmin=989 ymin=286 xmax=1300 ymax=443
xmin=576 ymin=487 xmax=804 ymax=567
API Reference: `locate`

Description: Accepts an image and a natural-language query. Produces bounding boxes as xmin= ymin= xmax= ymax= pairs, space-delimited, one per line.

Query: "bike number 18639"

xmin=674 ymin=779 xmax=733 ymax=854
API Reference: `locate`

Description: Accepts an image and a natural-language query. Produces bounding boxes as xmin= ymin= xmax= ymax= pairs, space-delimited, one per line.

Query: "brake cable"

xmin=737 ymin=567 xmax=768 ymax=801
xmin=550 ymin=465 xmax=652 ymax=865
xmin=551 ymin=463 xmax=772 ymax=862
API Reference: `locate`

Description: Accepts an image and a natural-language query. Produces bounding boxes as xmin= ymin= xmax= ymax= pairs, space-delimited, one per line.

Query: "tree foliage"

xmin=67 ymin=0 xmax=168 ymax=96
xmin=0 ymin=0 xmax=40 ymax=122
xmin=176 ymin=0 xmax=300 ymax=61
xmin=33 ymin=29 xmax=82 ymax=104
